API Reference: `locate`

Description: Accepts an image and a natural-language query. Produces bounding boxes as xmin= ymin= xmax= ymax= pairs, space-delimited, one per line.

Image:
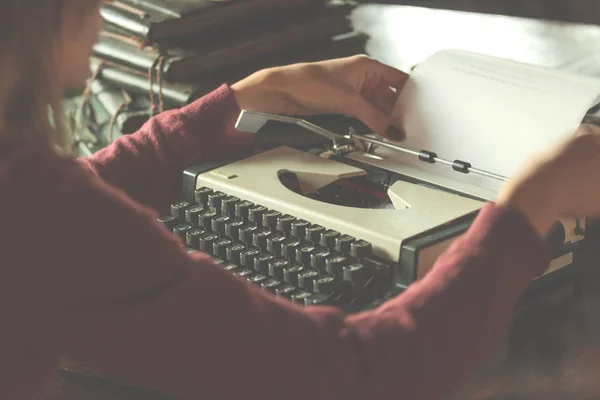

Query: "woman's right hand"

xmin=497 ymin=124 xmax=600 ymax=237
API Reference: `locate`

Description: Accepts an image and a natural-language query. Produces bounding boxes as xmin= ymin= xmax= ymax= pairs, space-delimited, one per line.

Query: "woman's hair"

xmin=0 ymin=1 xmax=96 ymax=154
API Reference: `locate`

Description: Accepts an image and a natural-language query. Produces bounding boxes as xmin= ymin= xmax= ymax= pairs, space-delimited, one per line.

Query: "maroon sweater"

xmin=0 ymin=85 xmax=549 ymax=400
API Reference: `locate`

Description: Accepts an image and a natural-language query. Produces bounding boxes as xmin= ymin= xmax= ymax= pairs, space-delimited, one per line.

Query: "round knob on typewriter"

xmin=291 ymin=220 xmax=310 ymax=238
xmin=170 ymin=202 xmax=190 ymax=221
xmin=207 ymin=192 xmax=226 ymax=213
xmin=235 ymin=200 xmax=253 ymax=221
xmin=320 ymin=230 xmax=340 ymax=249
xmin=335 ymin=235 xmax=355 ymax=254
xmin=221 ymin=196 xmax=239 ymax=217
xmin=248 ymin=205 xmax=267 ymax=226
xmin=194 ymin=187 xmax=213 ymax=205
xmin=350 ymin=240 xmax=372 ymax=259
xmin=304 ymin=225 xmax=325 ymax=244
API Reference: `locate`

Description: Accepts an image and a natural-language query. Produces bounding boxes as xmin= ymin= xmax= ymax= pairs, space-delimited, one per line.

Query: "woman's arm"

xmin=78 ymin=84 xmax=254 ymax=212
xmin=6 ymin=154 xmax=550 ymax=400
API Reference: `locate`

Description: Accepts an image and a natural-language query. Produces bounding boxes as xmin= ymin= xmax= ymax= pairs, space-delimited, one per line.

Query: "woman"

xmin=2 ymin=1 xmax=600 ymax=400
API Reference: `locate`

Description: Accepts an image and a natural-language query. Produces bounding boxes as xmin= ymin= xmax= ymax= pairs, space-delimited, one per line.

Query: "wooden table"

xmin=49 ymin=5 xmax=600 ymax=400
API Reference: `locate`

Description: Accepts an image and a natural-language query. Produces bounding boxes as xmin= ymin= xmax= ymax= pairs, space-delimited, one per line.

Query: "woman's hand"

xmin=230 ymin=55 xmax=408 ymax=141
xmin=497 ymin=124 xmax=600 ymax=237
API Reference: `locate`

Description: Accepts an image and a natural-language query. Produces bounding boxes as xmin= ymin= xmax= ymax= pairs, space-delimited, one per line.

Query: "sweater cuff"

xmin=469 ymin=202 xmax=552 ymax=278
xmin=180 ymin=84 xmax=255 ymax=159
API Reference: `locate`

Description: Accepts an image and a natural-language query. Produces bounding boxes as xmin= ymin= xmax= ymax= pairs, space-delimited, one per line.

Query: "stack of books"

xmin=69 ymin=0 xmax=367 ymax=155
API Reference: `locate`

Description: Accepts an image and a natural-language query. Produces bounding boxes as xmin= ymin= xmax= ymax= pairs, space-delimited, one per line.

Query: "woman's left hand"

xmin=230 ymin=55 xmax=408 ymax=141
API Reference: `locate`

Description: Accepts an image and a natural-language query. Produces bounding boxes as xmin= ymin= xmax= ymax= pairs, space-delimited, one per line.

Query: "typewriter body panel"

xmin=163 ymin=141 xmax=583 ymax=311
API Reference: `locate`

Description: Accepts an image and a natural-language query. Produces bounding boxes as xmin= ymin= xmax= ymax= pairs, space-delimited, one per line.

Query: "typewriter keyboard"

xmin=158 ymin=186 xmax=394 ymax=312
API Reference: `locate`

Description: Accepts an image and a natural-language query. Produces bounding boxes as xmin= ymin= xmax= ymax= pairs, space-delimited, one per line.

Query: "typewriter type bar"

xmin=235 ymin=110 xmax=508 ymax=182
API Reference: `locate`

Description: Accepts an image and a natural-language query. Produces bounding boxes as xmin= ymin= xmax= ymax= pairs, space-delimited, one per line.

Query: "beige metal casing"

xmin=195 ymin=146 xmax=484 ymax=263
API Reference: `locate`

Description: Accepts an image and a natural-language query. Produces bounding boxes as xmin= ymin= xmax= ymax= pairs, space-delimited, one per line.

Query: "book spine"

xmin=89 ymin=57 xmax=200 ymax=107
xmin=100 ymin=4 xmax=151 ymax=40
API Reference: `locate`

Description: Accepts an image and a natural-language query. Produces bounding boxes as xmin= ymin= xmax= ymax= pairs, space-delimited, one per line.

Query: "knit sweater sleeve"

xmin=2 ymin=148 xmax=550 ymax=400
xmin=77 ymin=84 xmax=254 ymax=213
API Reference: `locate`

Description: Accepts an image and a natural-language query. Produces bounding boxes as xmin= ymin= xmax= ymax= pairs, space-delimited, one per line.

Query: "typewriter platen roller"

xmin=158 ymin=111 xmax=585 ymax=311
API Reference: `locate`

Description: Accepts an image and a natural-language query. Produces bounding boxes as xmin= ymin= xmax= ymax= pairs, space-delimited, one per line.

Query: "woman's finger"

xmin=369 ymin=83 xmax=398 ymax=115
xmin=370 ymin=59 xmax=408 ymax=90
xmin=339 ymin=90 xmax=405 ymax=141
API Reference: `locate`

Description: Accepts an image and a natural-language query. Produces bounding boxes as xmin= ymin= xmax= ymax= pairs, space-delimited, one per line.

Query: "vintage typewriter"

xmin=156 ymin=107 xmax=585 ymax=313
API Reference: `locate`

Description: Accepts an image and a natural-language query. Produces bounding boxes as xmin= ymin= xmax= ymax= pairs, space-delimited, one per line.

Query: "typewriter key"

xmin=262 ymin=210 xmax=281 ymax=230
xmin=185 ymin=229 xmax=205 ymax=249
xmin=194 ymin=187 xmax=212 ymax=205
xmin=254 ymin=254 xmax=275 ymax=275
xmin=235 ymin=200 xmax=253 ymax=221
xmin=252 ymin=229 xmax=272 ymax=249
xmin=157 ymin=216 xmax=178 ymax=231
xmin=291 ymin=220 xmax=310 ymax=238
xmin=170 ymin=202 xmax=191 ymax=221
xmin=276 ymin=215 xmax=296 ymax=234
xmin=320 ymin=230 xmax=340 ymax=249
xmin=198 ymin=234 xmax=219 ymax=253
xmin=173 ymin=224 xmax=193 ymax=241
xmin=212 ymin=239 xmax=232 ymax=259
xmin=221 ymin=196 xmax=240 ymax=217
xmin=297 ymin=270 xmax=319 ymax=291
xmin=185 ymin=206 xmax=204 ymax=226
xmin=211 ymin=216 xmax=230 ymax=236
xmin=248 ymin=205 xmax=267 ymax=226
xmin=226 ymin=244 xmax=245 ymax=264
xmin=305 ymin=225 xmax=325 ymax=244
xmin=350 ymin=240 xmax=372 ymax=259
xmin=268 ymin=260 xmax=289 ymax=281
xmin=296 ymin=246 xmax=315 ymax=266
xmin=207 ymin=192 xmax=226 ymax=213
xmin=283 ymin=265 xmax=305 ymax=286
xmin=198 ymin=210 xmax=217 ymax=231
xmin=239 ymin=248 xmax=260 ymax=268
xmin=311 ymin=250 xmax=331 ymax=273
xmin=335 ymin=235 xmax=355 ymax=254
xmin=326 ymin=256 xmax=348 ymax=276
xmin=266 ymin=235 xmax=287 ymax=256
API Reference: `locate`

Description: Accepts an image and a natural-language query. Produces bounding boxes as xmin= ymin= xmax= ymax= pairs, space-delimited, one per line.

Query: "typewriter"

xmin=156 ymin=109 xmax=585 ymax=313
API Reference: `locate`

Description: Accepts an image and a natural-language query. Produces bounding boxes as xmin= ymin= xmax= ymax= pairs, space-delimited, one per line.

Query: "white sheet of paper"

xmin=390 ymin=49 xmax=600 ymax=193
